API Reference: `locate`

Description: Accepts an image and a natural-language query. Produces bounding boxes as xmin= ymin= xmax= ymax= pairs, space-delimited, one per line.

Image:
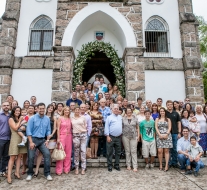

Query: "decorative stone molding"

xmin=51 ymin=46 xmax=75 ymax=102
xmin=55 ymin=2 xmax=88 ymax=46
xmin=123 ymin=47 xmax=145 ymax=101
xmin=177 ymin=0 xmax=204 ymax=105
xmin=110 ymin=1 xmax=143 ymax=47
xmin=0 ymin=0 xmax=21 ymax=103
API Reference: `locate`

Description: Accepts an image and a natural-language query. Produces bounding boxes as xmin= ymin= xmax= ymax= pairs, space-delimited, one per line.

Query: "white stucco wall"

xmin=142 ymin=0 xmax=182 ymax=58
xmin=145 ymin=71 xmax=186 ymax=104
xmin=10 ymin=69 xmax=53 ymax=107
xmin=75 ymin=25 xmax=123 ymax=57
xmin=15 ymin=0 xmax=57 ymax=56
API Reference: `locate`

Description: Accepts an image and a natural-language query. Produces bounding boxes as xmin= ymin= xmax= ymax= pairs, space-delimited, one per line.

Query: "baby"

xmin=188 ymin=110 xmax=200 ymax=141
xmin=17 ymin=108 xmax=29 ymax=147
xmin=93 ymin=77 xmax=100 ymax=88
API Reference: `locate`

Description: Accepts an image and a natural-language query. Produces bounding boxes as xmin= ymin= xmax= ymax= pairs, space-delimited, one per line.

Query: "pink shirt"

xmin=59 ymin=117 xmax=72 ymax=135
xmin=71 ymin=116 xmax=87 ymax=134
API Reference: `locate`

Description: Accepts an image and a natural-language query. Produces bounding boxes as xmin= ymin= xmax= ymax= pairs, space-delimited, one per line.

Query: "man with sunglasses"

xmin=0 ymin=101 xmax=11 ymax=178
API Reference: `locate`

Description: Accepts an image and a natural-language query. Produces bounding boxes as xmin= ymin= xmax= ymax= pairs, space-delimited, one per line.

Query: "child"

xmin=17 ymin=108 xmax=28 ymax=147
xmin=185 ymin=136 xmax=204 ymax=177
xmin=139 ymin=110 xmax=156 ymax=169
xmin=188 ymin=111 xmax=200 ymax=141
xmin=93 ymin=77 xmax=100 ymax=88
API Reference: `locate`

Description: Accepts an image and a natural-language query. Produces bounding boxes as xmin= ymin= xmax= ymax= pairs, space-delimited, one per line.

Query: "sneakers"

xmin=46 ymin=175 xmax=53 ymax=181
xmin=26 ymin=175 xmax=32 ymax=181
xmin=150 ymin=163 xmax=154 ymax=168
xmin=145 ymin=164 xmax=150 ymax=169
xmin=23 ymin=136 xmax=27 ymax=143
xmin=185 ymin=170 xmax=192 ymax=175
xmin=17 ymin=142 xmax=25 ymax=147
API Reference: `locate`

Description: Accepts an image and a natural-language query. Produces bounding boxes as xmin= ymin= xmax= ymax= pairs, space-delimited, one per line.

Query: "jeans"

xmin=0 ymin=139 xmax=10 ymax=173
xmin=186 ymin=159 xmax=204 ymax=172
xmin=169 ymin=134 xmax=178 ymax=166
xmin=106 ymin=136 xmax=121 ymax=168
xmin=177 ymin=154 xmax=188 ymax=170
xmin=27 ymin=137 xmax=51 ymax=177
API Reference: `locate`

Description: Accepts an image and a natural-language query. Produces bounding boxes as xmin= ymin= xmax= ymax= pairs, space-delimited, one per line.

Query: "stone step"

xmin=86 ymin=157 xmax=207 ymax=167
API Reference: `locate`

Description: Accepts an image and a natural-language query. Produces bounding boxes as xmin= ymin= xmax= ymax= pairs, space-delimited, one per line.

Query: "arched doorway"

xmin=82 ymin=51 xmax=116 ymax=85
xmin=72 ymin=41 xmax=125 ymax=96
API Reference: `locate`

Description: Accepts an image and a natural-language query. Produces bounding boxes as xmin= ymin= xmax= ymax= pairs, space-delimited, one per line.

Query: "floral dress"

xmin=89 ymin=111 xmax=103 ymax=136
xmin=156 ymin=121 xmax=173 ymax=148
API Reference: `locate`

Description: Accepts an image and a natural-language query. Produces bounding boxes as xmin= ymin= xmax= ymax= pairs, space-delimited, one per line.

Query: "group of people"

xmin=0 ymin=77 xmax=206 ymax=184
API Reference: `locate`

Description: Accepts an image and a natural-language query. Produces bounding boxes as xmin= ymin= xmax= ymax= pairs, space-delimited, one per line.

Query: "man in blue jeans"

xmin=0 ymin=101 xmax=10 ymax=178
xmin=26 ymin=103 xmax=52 ymax=181
xmin=166 ymin=100 xmax=181 ymax=167
xmin=177 ymin=127 xmax=191 ymax=173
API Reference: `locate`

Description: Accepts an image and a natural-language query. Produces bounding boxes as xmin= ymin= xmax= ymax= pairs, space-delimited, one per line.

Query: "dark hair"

xmin=30 ymin=96 xmax=36 ymax=99
xmin=119 ymin=107 xmax=123 ymax=114
xmin=29 ymin=105 xmax=35 ymax=109
xmin=137 ymin=97 xmax=142 ymax=101
xmin=190 ymin=136 xmax=196 ymax=141
xmin=98 ymin=93 xmax=104 ymax=101
xmin=166 ymin=100 xmax=173 ymax=105
xmin=173 ymin=101 xmax=181 ymax=111
xmin=181 ymin=109 xmax=189 ymax=119
xmin=144 ymin=110 xmax=151 ymax=114
xmin=184 ymin=103 xmax=192 ymax=111
xmin=158 ymin=107 xmax=168 ymax=122
xmin=23 ymin=100 xmax=30 ymax=108
xmin=110 ymin=98 xmax=115 ymax=103
xmin=91 ymin=102 xmax=99 ymax=111
xmin=129 ymin=104 xmax=135 ymax=109
xmin=37 ymin=103 xmax=45 ymax=108
xmin=203 ymin=105 xmax=207 ymax=114
xmin=46 ymin=104 xmax=54 ymax=121
xmin=157 ymin=98 xmax=162 ymax=102
xmin=126 ymin=106 xmax=133 ymax=114
xmin=10 ymin=106 xmax=21 ymax=123
xmin=56 ymin=103 xmax=64 ymax=109
xmin=7 ymin=94 xmax=14 ymax=99
xmin=182 ymin=127 xmax=189 ymax=132
xmin=189 ymin=110 xmax=195 ymax=116
xmin=152 ymin=103 xmax=158 ymax=113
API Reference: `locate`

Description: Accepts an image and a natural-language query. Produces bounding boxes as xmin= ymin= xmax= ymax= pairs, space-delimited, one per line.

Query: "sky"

xmin=0 ymin=0 xmax=207 ymax=20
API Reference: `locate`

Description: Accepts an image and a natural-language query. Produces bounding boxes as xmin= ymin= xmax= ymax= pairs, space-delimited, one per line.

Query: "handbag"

xmin=98 ymin=126 xmax=105 ymax=136
xmin=86 ymin=147 xmax=92 ymax=159
xmin=51 ymin=142 xmax=66 ymax=161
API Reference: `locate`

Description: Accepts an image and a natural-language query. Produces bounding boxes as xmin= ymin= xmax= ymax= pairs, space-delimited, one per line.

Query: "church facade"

xmin=0 ymin=0 xmax=204 ymax=106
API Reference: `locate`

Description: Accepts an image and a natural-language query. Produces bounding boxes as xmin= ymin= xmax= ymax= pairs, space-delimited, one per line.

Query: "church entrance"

xmin=82 ymin=51 xmax=116 ymax=85
xmin=72 ymin=41 xmax=125 ymax=96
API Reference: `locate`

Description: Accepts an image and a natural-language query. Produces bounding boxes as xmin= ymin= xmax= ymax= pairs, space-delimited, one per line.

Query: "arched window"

xmin=145 ymin=16 xmax=170 ymax=57
xmin=29 ymin=16 xmax=54 ymax=55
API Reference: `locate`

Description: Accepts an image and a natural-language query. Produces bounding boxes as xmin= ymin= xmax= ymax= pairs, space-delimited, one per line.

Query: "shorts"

xmin=142 ymin=139 xmax=156 ymax=158
xmin=48 ymin=140 xmax=57 ymax=150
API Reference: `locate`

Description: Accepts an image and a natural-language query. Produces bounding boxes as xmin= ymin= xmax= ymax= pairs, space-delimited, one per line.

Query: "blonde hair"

xmin=61 ymin=106 xmax=70 ymax=117
xmin=195 ymin=105 xmax=203 ymax=113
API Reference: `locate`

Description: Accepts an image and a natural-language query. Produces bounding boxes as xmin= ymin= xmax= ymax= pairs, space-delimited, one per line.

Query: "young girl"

xmin=189 ymin=110 xmax=200 ymax=141
xmin=93 ymin=77 xmax=100 ymax=88
xmin=17 ymin=108 xmax=28 ymax=147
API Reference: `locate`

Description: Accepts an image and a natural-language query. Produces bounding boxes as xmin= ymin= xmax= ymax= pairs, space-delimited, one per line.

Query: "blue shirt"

xmin=99 ymin=84 xmax=108 ymax=93
xmin=152 ymin=113 xmax=159 ymax=121
xmin=105 ymin=114 xmax=122 ymax=137
xmin=177 ymin=136 xmax=191 ymax=152
xmin=26 ymin=114 xmax=51 ymax=138
xmin=0 ymin=112 xmax=10 ymax=140
xmin=66 ymin=98 xmax=82 ymax=106
xmin=99 ymin=106 xmax=111 ymax=123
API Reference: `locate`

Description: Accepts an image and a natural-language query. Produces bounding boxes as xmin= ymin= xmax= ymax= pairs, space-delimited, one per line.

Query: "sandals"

xmin=75 ymin=169 xmax=79 ymax=175
xmin=159 ymin=168 xmax=163 ymax=171
xmin=81 ymin=169 xmax=85 ymax=175
xmin=21 ymin=171 xmax=27 ymax=175
xmin=126 ymin=167 xmax=131 ymax=171
xmin=14 ymin=173 xmax=23 ymax=180
xmin=33 ymin=171 xmax=39 ymax=178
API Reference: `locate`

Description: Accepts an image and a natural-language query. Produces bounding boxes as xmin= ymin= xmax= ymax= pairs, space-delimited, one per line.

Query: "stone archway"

xmin=72 ymin=41 xmax=125 ymax=96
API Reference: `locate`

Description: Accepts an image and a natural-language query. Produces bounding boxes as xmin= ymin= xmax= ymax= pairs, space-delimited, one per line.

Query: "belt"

xmin=110 ymin=135 xmax=121 ymax=138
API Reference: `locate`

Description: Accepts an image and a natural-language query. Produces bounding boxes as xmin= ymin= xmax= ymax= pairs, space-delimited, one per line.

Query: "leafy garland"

xmin=72 ymin=41 xmax=125 ymax=96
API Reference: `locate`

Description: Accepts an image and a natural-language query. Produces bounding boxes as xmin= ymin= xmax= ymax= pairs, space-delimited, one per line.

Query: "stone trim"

xmin=177 ymin=0 xmax=204 ymax=105
xmin=110 ymin=0 xmax=142 ymax=47
xmin=0 ymin=0 xmax=22 ymax=103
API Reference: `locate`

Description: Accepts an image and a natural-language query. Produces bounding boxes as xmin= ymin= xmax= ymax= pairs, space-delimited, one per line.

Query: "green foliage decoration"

xmin=72 ymin=41 xmax=125 ymax=96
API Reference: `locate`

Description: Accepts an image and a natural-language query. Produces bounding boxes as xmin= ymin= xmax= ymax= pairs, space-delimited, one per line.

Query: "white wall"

xmin=145 ymin=71 xmax=186 ymax=104
xmin=75 ymin=25 xmax=123 ymax=57
xmin=10 ymin=69 xmax=53 ymax=107
xmin=142 ymin=0 xmax=182 ymax=58
xmin=15 ymin=0 xmax=57 ymax=56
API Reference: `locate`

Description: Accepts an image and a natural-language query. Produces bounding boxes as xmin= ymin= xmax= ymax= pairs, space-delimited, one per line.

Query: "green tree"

xmin=197 ymin=16 xmax=207 ymax=100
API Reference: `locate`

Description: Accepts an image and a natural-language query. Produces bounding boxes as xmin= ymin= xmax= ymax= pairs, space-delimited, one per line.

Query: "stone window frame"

xmin=28 ymin=15 xmax=54 ymax=56
xmin=144 ymin=15 xmax=171 ymax=58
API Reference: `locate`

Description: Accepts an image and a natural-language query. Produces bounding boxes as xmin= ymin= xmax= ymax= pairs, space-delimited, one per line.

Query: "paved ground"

xmin=0 ymin=167 xmax=206 ymax=190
